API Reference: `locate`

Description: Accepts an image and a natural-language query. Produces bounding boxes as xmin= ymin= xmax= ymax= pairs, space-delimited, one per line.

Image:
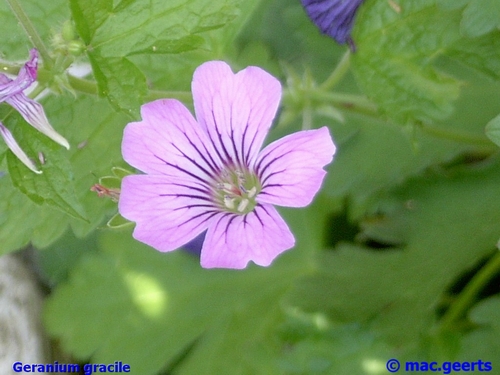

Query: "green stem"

xmin=310 ymin=91 xmax=379 ymax=117
xmin=418 ymin=122 xmax=493 ymax=147
xmin=440 ymin=251 xmax=500 ymax=332
xmin=66 ymin=75 xmax=192 ymax=103
xmin=27 ymin=82 xmax=45 ymax=99
xmin=320 ymin=50 xmax=351 ymax=90
xmin=5 ymin=0 xmax=54 ymax=69
xmin=66 ymin=75 xmax=98 ymax=95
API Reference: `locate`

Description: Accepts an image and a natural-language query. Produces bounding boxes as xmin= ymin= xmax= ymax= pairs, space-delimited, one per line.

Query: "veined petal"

xmin=119 ymin=174 xmax=217 ymax=252
xmin=122 ymin=99 xmax=220 ymax=181
xmin=0 ymin=123 xmax=41 ymax=174
xmin=200 ymin=204 xmax=294 ymax=269
xmin=192 ymin=61 xmax=281 ymax=167
xmin=7 ymin=93 xmax=70 ymax=149
xmin=301 ymin=0 xmax=364 ymax=46
xmin=255 ymin=126 xmax=335 ymax=207
xmin=0 ymin=49 xmax=38 ymax=99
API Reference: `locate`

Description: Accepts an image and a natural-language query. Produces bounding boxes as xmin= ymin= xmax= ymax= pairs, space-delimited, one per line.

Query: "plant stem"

xmin=65 ymin=74 xmax=193 ymax=103
xmin=66 ymin=75 xmax=98 ymax=95
xmin=418 ymin=122 xmax=493 ymax=147
xmin=320 ymin=50 xmax=351 ymax=90
xmin=5 ymin=0 xmax=54 ymax=69
xmin=310 ymin=91 xmax=379 ymax=117
xmin=439 ymin=251 xmax=500 ymax=332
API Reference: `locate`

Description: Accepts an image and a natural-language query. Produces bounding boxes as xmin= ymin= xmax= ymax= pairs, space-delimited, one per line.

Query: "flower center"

xmin=213 ymin=167 xmax=261 ymax=215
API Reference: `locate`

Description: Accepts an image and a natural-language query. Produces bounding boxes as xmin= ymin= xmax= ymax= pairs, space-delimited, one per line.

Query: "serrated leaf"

xmin=0 ymin=169 xmax=68 ymax=255
xmin=352 ymin=0 xmax=500 ymax=123
xmin=5 ymin=114 xmax=87 ymax=221
xmin=447 ymin=32 xmax=500 ymax=80
xmin=70 ymin=0 xmax=240 ymax=114
xmin=88 ymin=0 xmax=239 ymax=57
xmin=485 ymin=114 xmax=500 ymax=147
xmin=89 ymin=54 xmax=146 ymax=117
xmin=352 ymin=0 xmax=462 ymax=123
xmin=69 ymin=0 xmax=112 ymax=44
xmin=0 ymin=91 xmax=130 ymax=254
xmin=42 ymin=93 xmax=130 ymax=237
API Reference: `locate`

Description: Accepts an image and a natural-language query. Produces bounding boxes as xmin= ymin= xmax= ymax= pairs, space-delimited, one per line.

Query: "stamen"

xmin=224 ymin=196 xmax=235 ymax=209
xmin=247 ymin=187 xmax=257 ymax=198
xmin=237 ymin=199 xmax=249 ymax=213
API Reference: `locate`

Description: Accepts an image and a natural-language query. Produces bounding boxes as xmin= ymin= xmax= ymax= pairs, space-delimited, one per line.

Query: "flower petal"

xmin=0 ymin=49 xmax=37 ymax=99
xmin=192 ymin=61 xmax=281 ymax=166
xmin=122 ymin=99 xmax=220 ymax=182
xmin=200 ymin=204 xmax=295 ymax=269
xmin=0 ymin=123 xmax=41 ymax=174
xmin=255 ymin=126 xmax=335 ymax=207
xmin=7 ymin=93 xmax=70 ymax=149
xmin=301 ymin=0 xmax=364 ymax=46
xmin=119 ymin=174 xmax=217 ymax=252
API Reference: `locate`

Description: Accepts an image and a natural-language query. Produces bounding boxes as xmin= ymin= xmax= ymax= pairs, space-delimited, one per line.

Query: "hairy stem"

xmin=5 ymin=0 xmax=54 ymax=69
xmin=440 ymin=251 xmax=500 ymax=332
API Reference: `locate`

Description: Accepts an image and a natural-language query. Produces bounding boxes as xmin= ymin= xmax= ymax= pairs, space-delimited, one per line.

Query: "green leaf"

xmin=43 ymin=230 xmax=308 ymax=375
xmin=0 ymin=169 xmax=68 ymax=255
xmin=0 ymin=0 xmax=69 ymax=58
xmin=485 ymin=114 xmax=500 ymax=147
xmin=277 ymin=319 xmax=393 ymax=375
xmin=0 ymin=91 xmax=130 ymax=255
xmin=287 ymin=157 xmax=500 ymax=345
xmin=42 ymin=93 xmax=130 ymax=237
xmin=444 ymin=0 xmax=500 ymax=37
xmin=352 ymin=0 xmax=500 ymax=123
xmin=43 ymin=199 xmax=331 ymax=375
xmin=352 ymin=0 xmax=461 ymax=123
xmin=458 ymin=297 xmax=500 ymax=370
xmin=89 ymin=54 xmax=147 ymax=118
xmin=447 ymin=32 xmax=500 ymax=80
xmin=69 ymin=0 xmax=112 ymax=44
xmin=70 ymin=0 xmax=240 ymax=114
xmin=5 ymin=114 xmax=87 ymax=221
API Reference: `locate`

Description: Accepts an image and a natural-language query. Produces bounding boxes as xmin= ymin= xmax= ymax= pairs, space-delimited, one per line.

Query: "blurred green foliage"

xmin=0 ymin=0 xmax=499 ymax=374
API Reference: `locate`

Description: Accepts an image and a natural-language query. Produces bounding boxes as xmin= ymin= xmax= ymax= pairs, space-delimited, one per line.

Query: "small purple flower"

xmin=119 ymin=61 xmax=335 ymax=269
xmin=301 ymin=0 xmax=364 ymax=50
xmin=0 ymin=49 xmax=69 ymax=173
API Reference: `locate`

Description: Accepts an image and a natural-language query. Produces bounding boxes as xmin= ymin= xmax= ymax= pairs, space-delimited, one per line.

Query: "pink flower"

xmin=119 ymin=61 xmax=336 ymax=269
xmin=0 ymin=49 xmax=69 ymax=174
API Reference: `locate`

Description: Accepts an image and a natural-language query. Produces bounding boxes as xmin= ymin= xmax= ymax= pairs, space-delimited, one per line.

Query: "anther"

xmin=237 ymin=199 xmax=249 ymax=212
xmin=247 ymin=187 xmax=257 ymax=198
xmin=224 ymin=196 xmax=235 ymax=210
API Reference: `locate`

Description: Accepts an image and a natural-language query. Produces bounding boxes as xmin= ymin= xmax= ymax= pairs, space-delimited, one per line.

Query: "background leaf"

xmin=5 ymin=113 xmax=87 ymax=221
xmin=70 ymin=0 xmax=241 ymax=114
xmin=287 ymin=157 xmax=500 ymax=347
xmin=352 ymin=0 xmax=500 ymax=124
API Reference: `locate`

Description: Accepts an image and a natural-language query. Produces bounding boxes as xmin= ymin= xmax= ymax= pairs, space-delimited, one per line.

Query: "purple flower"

xmin=0 ymin=49 xmax=69 ymax=174
xmin=119 ymin=61 xmax=336 ymax=269
xmin=301 ymin=0 xmax=364 ymax=49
